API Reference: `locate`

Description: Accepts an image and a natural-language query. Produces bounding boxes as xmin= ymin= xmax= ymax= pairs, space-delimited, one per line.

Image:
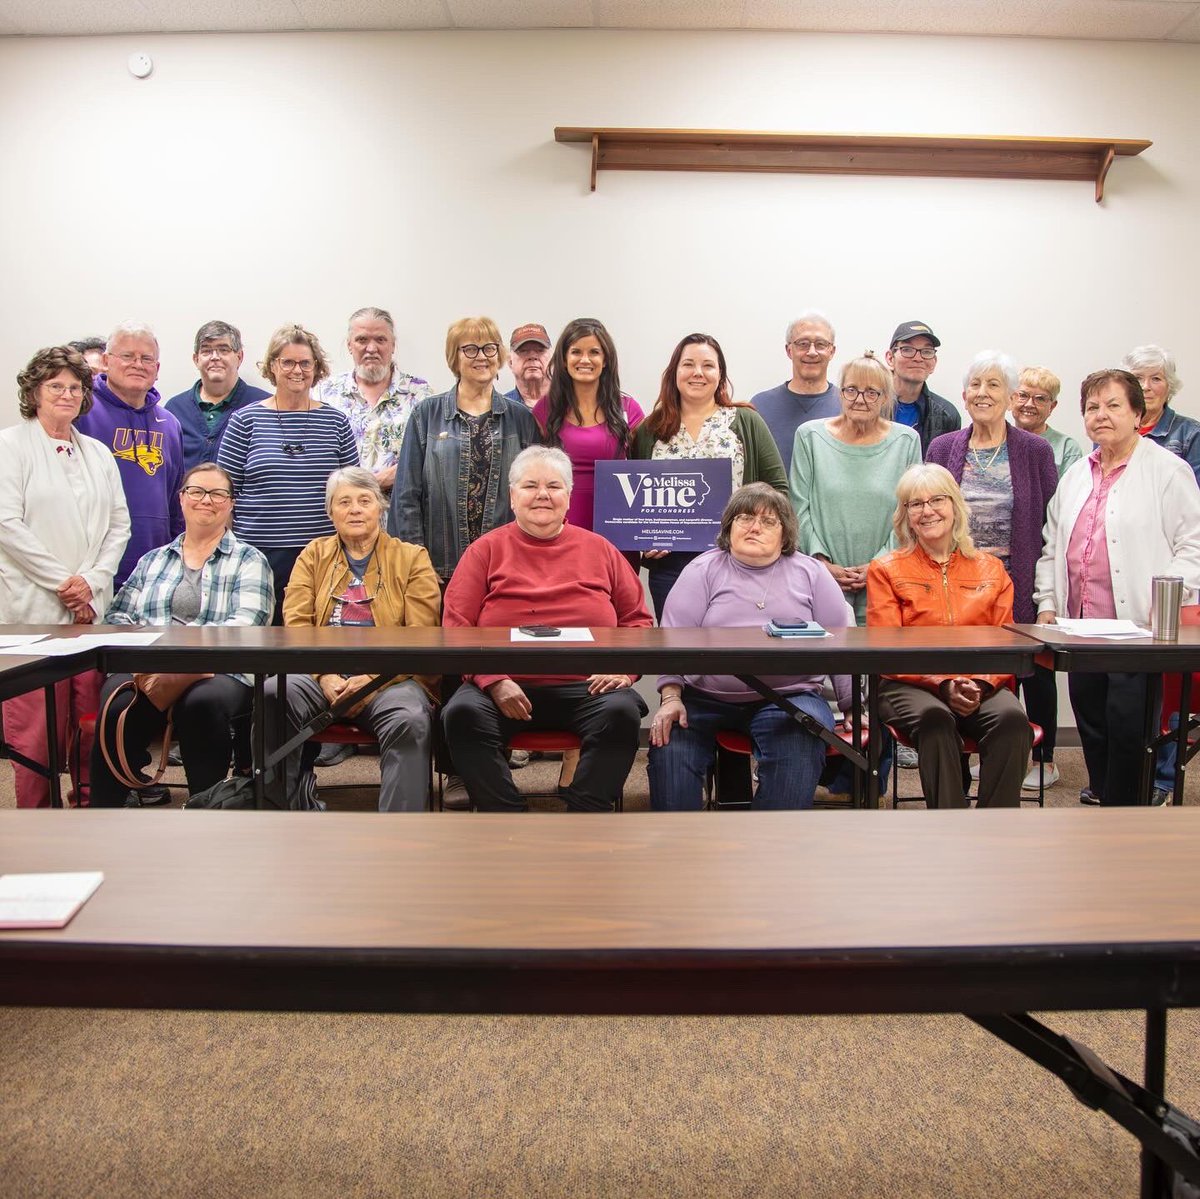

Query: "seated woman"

xmin=647 ymin=483 xmax=852 ymax=810
xmin=442 ymin=446 xmax=651 ymax=812
xmin=866 ymin=464 xmax=1031 ymax=809
xmin=265 ymin=467 xmax=441 ymax=811
xmin=90 ymin=463 xmax=273 ymax=808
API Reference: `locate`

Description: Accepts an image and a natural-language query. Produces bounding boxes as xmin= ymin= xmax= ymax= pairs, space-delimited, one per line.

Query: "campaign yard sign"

xmin=593 ymin=459 xmax=733 ymax=552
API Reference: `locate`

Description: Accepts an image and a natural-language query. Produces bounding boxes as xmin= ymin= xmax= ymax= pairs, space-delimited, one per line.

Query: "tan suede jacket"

xmin=283 ymin=531 xmax=441 ymax=698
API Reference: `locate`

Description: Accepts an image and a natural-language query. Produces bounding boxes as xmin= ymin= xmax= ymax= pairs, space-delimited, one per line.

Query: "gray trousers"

xmin=263 ymin=675 xmax=433 ymax=812
xmin=879 ymin=679 xmax=1031 ymax=809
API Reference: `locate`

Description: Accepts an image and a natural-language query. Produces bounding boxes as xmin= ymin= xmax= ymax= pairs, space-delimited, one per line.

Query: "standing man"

xmin=505 ymin=323 xmax=552 ymax=409
xmin=69 ymin=338 xmax=107 ymax=376
xmin=885 ymin=320 xmax=961 ymax=456
xmin=750 ymin=311 xmax=840 ymax=474
xmin=75 ymin=321 xmax=184 ymax=588
xmin=165 ymin=320 xmax=270 ymax=470
xmin=318 ymin=306 xmax=431 ymax=500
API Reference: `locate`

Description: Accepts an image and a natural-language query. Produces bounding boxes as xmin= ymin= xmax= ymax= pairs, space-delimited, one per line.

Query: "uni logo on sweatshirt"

xmin=112 ymin=429 xmax=166 ymax=476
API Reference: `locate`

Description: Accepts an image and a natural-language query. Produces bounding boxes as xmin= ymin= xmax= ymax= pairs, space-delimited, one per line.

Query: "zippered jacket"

xmin=866 ymin=543 xmax=1015 ymax=693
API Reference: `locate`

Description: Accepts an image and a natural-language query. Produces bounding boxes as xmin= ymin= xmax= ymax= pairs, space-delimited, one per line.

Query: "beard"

xmin=357 ymin=360 xmax=391 ymax=385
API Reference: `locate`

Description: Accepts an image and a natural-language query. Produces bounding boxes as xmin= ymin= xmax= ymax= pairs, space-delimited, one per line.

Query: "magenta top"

xmin=1066 ymin=450 xmax=1128 ymax=619
xmin=533 ymin=394 xmax=644 ymax=531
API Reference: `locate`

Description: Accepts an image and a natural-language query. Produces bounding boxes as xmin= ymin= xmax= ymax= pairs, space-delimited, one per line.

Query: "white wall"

xmin=0 ymin=28 xmax=1197 ymax=435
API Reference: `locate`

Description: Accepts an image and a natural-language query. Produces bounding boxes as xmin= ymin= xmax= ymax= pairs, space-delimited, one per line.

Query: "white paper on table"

xmin=1053 ymin=619 xmax=1148 ymax=639
xmin=0 ymin=631 xmax=165 ymax=655
xmin=0 ymin=871 xmax=104 ymax=929
xmin=0 ymin=634 xmax=48 ymax=648
xmin=510 ymin=627 xmax=596 ymax=642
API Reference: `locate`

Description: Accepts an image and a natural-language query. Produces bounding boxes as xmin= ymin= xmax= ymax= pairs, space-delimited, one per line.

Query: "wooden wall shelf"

xmin=553 ymin=128 xmax=1151 ymax=203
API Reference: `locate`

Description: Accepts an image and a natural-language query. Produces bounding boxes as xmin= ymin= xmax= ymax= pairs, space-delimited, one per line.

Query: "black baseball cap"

xmin=889 ymin=320 xmax=941 ymax=348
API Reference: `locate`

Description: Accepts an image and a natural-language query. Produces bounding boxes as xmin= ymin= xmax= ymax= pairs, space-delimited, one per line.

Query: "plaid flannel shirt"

xmin=105 ymin=531 xmax=274 ymax=684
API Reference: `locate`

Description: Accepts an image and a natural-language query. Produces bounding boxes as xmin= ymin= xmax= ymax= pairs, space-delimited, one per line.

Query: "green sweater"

xmin=789 ymin=421 xmax=921 ymax=622
xmin=631 ymin=406 xmax=788 ymax=493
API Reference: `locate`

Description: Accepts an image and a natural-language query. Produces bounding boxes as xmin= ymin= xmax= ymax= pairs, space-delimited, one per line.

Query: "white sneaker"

xmin=1021 ymin=762 xmax=1060 ymax=790
xmin=969 ymin=760 xmax=981 ymax=781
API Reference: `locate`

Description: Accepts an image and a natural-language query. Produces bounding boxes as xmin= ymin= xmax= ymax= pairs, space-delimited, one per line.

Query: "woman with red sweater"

xmin=441 ymin=446 xmax=652 ymax=812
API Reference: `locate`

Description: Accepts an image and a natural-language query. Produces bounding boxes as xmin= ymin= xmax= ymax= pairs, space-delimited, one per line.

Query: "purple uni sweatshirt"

xmin=75 ymin=375 xmax=185 ymax=586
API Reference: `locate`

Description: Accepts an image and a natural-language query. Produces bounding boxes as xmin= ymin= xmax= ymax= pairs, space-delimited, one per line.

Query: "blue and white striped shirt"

xmin=217 ymin=403 xmax=359 ymax=549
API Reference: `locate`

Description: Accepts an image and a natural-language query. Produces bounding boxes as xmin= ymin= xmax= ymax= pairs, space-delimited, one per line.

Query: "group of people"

xmin=1 ymin=308 xmax=1197 ymax=813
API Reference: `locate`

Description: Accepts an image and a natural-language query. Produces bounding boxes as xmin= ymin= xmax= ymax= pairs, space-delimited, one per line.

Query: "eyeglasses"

xmin=894 ymin=345 xmax=938 ymax=361
xmin=1014 ymin=391 xmax=1053 ymax=405
xmin=905 ymin=495 xmax=953 ymax=513
xmin=181 ymin=486 xmax=233 ymax=502
xmin=43 ymin=383 xmax=85 ymax=398
xmin=841 ymin=386 xmax=883 ymax=403
xmin=789 ymin=339 xmax=834 ymax=354
xmin=197 ymin=345 xmax=236 ymax=359
xmin=111 ymin=352 xmax=158 ymax=367
xmin=277 ymin=358 xmax=315 ymax=374
xmin=460 ymin=343 xmax=500 ymax=360
xmin=732 ymin=512 xmax=781 ymax=529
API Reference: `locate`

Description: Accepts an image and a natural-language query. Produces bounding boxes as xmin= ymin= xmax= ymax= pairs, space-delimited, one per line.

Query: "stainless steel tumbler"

xmin=1151 ymin=575 xmax=1184 ymax=641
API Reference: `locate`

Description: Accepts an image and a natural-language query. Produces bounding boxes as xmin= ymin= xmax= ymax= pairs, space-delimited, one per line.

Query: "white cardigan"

xmin=0 ymin=419 xmax=131 ymax=624
xmin=1034 ymin=437 xmax=1200 ymax=627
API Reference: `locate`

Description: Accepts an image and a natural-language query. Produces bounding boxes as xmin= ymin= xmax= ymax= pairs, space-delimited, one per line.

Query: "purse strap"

xmin=98 ymin=679 xmax=175 ymax=792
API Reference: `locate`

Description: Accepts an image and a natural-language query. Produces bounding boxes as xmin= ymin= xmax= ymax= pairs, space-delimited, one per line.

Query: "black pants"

xmin=443 ymin=681 xmax=647 ymax=812
xmin=1019 ymin=663 xmax=1058 ymax=761
xmin=263 ymin=545 xmax=304 ymax=626
xmin=1068 ymin=671 xmax=1157 ymax=806
xmin=90 ymin=673 xmax=252 ymax=808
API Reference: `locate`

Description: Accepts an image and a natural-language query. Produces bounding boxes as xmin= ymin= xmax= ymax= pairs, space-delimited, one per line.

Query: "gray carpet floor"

xmin=2 ymin=744 xmax=1197 ymax=1198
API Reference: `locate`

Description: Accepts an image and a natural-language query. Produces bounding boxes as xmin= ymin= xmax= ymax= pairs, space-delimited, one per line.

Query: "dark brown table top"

xmin=1007 ymin=622 xmax=1200 ymax=670
xmin=2 ymin=809 xmax=1198 ymax=1015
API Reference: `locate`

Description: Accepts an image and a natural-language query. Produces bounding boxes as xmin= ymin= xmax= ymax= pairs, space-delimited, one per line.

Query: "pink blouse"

xmin=1065 ymin=450 xmax=1128 ymax=619
xmin=532 ymin=394 xmax=644 ymax=531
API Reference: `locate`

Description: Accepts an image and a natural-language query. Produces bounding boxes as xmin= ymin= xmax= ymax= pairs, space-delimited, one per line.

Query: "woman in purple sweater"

xmin=926 ymin=350 xmax=1058 ymax=793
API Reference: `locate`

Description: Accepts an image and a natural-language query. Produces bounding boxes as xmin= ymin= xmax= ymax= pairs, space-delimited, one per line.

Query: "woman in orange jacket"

xmin=866 ymin=464 xmax=1031 ymax=808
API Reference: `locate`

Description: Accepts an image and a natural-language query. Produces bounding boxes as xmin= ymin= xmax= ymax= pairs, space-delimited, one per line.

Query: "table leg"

xmin=851 ymin=674 xmax=864 ymax=808
xmin=252 ymin=674 xmax=266 ymax=810
xmin=1174 ymin=673 xmax=1191 ymax=807
xmin=43 ymin=684 xmax=62 ymax=809
xmin=866 ymin=673 xmax=880 ymax=809
xmin=1139 ymin=674 xmax=1162 ymax=806
xmin=1139 ymin=1007 xmax=1170 ymax=1199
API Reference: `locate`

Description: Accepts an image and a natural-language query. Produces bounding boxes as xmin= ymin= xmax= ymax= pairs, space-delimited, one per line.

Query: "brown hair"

xmin=715 ymin=483 xmax=798 ymax=556
xmin=1080 ymin=369 xmax=1145 ymax=420
xmin=17 ymin=346 xmax=93 ymax=420
xmin=643 ymin=333 xmax=736 ymax=443
xmin=258 ymin=324 xmax=331 ymax=387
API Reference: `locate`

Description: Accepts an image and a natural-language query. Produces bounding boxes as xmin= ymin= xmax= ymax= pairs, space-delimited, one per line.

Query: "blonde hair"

xmin=891 ymin=464 xmax=977 ymax=557
xmin=840 ymin=352 xmax=895 ymax=419
xmin=1019 ymin=366 xmax=1061 ymax=404
xmin=444 ymin=316 xmax=508 ymax=379
xmin=259 ymin=324 xmax=331 ymax=386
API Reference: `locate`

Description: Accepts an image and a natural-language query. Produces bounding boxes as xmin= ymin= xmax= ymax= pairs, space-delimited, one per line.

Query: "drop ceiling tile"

xmin=447 ymin=0 xmax=594 ymax=27
xmin=746 ymin=0 xmax=1195 ymax=39
xmin=137 ymin=0 xmax=307 ymax=33
xmin=290 ymin=0 xmax=451 ymax=30
xmin=593 ymin=0 xmax=745 ymax=29
xmin=0 ymin=0 xmax=156 ymax=35
xmin=1164 ymin=6 xmax=1200 ymax=36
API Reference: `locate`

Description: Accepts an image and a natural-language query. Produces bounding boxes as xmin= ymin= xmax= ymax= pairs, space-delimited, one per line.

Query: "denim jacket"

xmin=1146 ymin=406 xmax=1200 ymax=488
xmin=390 ymin=384 xmax=541 ymax=581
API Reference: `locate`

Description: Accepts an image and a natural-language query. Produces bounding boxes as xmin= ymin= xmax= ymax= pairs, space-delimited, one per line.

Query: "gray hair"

xmin=785 ymin=310 xmax=836 ymax=344
xmin=193 ymin=320 xmax=243 ymax=354
xmin=1121 ymin=344 xmax=1182 ymax=401
xmin=325 ymin=466 xmax=386 ymax=516
xmin=962 ymin=349 xmax=1019 ymax=395
xmin=106 ymin=320 xmax=159 ymax=354
xmin=348 ymin=306 xmax=395 ymax=334
xmin=508 ymin=445 xmax=573 ymax=491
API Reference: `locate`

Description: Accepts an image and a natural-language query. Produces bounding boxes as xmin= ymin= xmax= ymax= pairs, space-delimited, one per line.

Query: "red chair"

xmin=1157 ymin=604 xmax=1200 ymax=805
xmin=887 ymin=721 xmax=1045 ymax=808
xmin=706 ymin=723 xmax=868 ymax=810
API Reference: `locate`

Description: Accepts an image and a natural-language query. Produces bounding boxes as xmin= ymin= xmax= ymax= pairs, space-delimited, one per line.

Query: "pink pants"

xmin=2 ymin=669 xmax=102 ymax=808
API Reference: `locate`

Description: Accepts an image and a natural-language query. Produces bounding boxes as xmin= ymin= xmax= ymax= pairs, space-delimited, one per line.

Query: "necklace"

xmin=969 ymin=440 xmax=1004 ymax=471
xmin=273 ymin=396 xmax=312 ymax=457
xmin=754 ymin=559 xmax=781 ymax=610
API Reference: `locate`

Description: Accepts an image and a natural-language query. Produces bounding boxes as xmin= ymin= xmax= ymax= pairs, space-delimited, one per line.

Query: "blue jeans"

xmin=648 ymin=688 xmax=833 ymax=810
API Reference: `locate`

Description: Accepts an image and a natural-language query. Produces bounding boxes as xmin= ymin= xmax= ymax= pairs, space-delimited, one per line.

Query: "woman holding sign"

xmin=632 ymin=333 xmax=787 ymax=620
xmin=533 ymin=318 xmax=643 ymax=534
